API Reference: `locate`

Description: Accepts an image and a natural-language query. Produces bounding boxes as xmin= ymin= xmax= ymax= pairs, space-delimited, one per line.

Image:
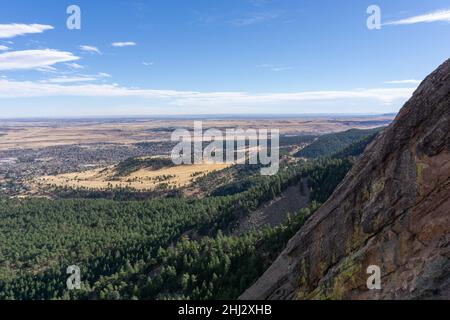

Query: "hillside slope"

xmin=232 ymin=180 xmax=310 ymax=236
xmin=295 ymin=128 xmax=383 ymax=159
xmin=241 ymin=59 xmax=450 ymax=300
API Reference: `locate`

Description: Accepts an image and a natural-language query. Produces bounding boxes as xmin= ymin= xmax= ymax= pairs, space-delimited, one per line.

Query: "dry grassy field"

xmin=35 ymin=162 xmax=230 ymax=191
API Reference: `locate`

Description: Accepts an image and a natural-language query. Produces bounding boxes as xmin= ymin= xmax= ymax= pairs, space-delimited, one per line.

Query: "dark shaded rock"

xmin=241 ymin=59 xmax=450 ymax=300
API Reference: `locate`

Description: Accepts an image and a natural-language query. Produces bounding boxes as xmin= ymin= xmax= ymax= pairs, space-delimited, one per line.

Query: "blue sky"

xmin=0 ymin=0 xmax=450 ymax=117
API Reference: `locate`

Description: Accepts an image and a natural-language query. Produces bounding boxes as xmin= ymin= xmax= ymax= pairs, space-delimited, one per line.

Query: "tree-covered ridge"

xmin=295 ymin=127 xmax=384 ymax=159
xmin=0 ymin=155 xmax=353 ymax=300
xmin=330 ymin=131 xmax=379 ymax=159
xmin=113 ymin=157 xmax=175 ymax=177
xmin=279 ymin=134 xmax=317 ymax=147
xmin=83 ymin=203 xmax=320 ymax=300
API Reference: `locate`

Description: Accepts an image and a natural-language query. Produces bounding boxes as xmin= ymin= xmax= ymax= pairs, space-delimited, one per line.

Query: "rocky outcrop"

xmin=241 ymin=59 xmax=450 ymax=300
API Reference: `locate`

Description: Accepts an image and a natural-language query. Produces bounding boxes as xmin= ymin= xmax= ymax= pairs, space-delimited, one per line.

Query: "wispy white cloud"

xmin=171 ymin=88 xmax=416 ymax=106
xmin=0 ymin=45 xmax=10 ymax=51
xmin=0 ymin=77 xmax=415 ymax=109
xmin=231 ymin=12 xmax=280 ymax=27
xmin=112 ymin=41 xmax=137 ymax=47
xmin=0 ymin=49 xmax=80 ymax=71
xmin=36 ymin=65 xmax=58 ymax=73
xmin=385 ymin=79 xmax=421 ymax=85
xmin=44 ymin=76 xmax=98 ymax=84
xmin=65 ymin=62 xmax=84 ymax=69
xmin=143 ymin=61 xmax=154 ymax=67
xmin=0 ymin=23 xmax=54 ymax=39
xmin=192 ymin=11 xmax=217 ymax=25
xmin=385 ymin=9 xmax=450 ymax=26
xmin=97 ymin=72 xmax=111 ymax=78
xmin=259 ymin=64 xmax=292 ymax=72
xmin=43 ymin=73 xmax=111 ymax=84
xmin=79 ymin=45 xmax=102 ymax=55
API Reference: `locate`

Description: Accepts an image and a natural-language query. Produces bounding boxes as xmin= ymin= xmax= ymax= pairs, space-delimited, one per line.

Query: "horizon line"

xmin=0 ymin=112 xmax=398 ymax=121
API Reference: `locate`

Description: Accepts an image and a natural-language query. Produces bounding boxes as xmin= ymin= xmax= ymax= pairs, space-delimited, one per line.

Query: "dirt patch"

xmin=232 ymin=179 xmax=310 ymax=236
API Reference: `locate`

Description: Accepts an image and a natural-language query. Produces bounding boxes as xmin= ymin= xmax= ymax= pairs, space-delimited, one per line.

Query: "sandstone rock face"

xmin=241 ymin=59 xmax=450 ymax=300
